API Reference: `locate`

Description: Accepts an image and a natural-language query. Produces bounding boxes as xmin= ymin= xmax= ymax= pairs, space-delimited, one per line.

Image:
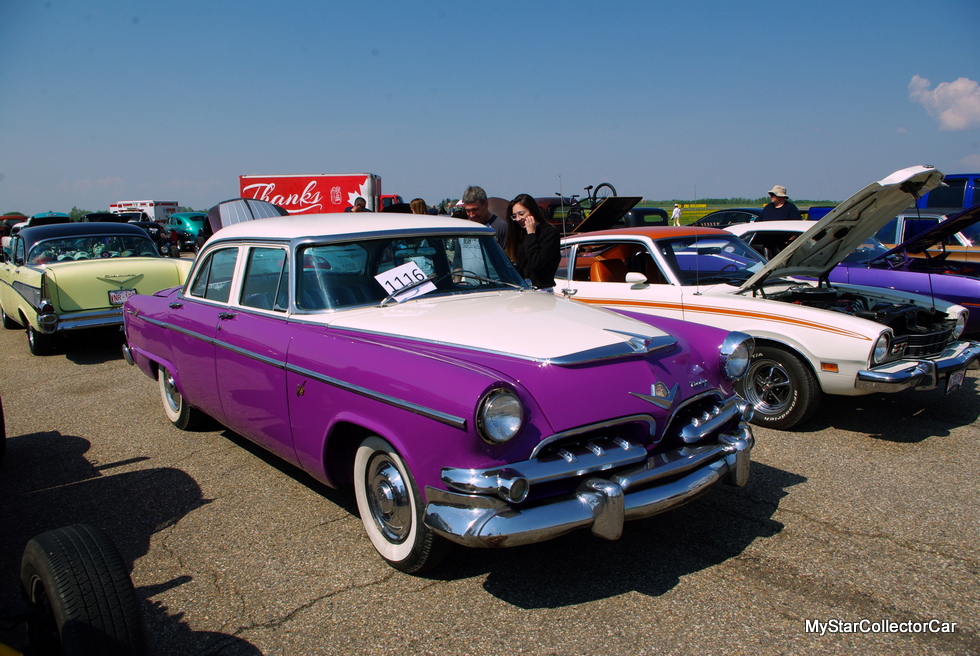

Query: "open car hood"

xmin=207 ymin=198 xmax=289 ymax=234
xmin=571 ymin=197 xmax=641 ymax=232
xmin=880 ymin=202 xmax=980 ymax=256
xmin=737 ymin=165 xmax=944 ymax=292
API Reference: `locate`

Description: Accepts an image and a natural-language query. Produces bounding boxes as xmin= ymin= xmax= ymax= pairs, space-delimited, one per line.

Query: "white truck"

xmin=109 ymin=200 xmax=179 ymax=223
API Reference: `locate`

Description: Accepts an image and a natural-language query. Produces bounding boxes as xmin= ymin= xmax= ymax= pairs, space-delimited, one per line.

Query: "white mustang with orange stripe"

xmin=558 ymin=165 xmax=980 ymax=429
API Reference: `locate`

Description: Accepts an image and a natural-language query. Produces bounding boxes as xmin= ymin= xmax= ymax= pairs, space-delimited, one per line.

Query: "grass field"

xmin=636 ymin=201 xmax=837 ymax=224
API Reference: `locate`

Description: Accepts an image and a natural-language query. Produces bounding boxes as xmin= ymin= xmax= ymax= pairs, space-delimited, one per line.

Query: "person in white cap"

xmin=671 ymin=204 xmax=682 ymax=226
xmin=759 ymin=184 xmax=802 ymax=221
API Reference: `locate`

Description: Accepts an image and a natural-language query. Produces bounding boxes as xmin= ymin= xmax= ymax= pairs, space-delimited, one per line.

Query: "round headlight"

xmin=720 ymin=332 xmax=753 ymax=380
xmin=872 ymin=333 xmax=890 ymax=364
xmin=954 ymin=311 xmax=967 ymax=339
xmin=477 ymin=388 xmax=524 ymax=444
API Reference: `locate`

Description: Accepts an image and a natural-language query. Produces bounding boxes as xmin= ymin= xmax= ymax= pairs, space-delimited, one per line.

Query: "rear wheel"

xmin=159 ymin=365 xmax=204 ymax=430
xmin=353 ymin=436 xmax=449 ymax=573
xmin=736 ymin=345 xmax=820 ymax=430
xmin=27 ymin=325 xmax=57 ymax=355
xmin=20 ymin=523 xmax=147 ymax=656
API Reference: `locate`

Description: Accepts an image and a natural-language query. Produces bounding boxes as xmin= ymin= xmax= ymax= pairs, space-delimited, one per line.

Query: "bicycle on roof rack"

xmin=552 ymin=182 xmax=617 ymax=234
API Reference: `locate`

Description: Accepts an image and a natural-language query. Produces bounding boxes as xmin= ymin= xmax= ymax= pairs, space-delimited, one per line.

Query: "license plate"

xmin=946 ymin=370 xmax=966 ymax=394
xmin=109 ymin=289 xmax=137 ymax=305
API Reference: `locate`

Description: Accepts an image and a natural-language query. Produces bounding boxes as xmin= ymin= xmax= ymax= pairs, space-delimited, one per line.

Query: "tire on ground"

xmin=736 ymin=345 xmax=820 ymax=430
xmin=20 ymin=523 xmax=147 ymax=656
xmin=353 ymin=436 xmax=450 ymax=573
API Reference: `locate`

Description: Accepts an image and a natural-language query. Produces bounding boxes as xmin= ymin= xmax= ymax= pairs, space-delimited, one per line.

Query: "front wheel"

xmin=159 ymin=365 xmax=205 ymax=430
xmin=353 ymin=436 xmax=449 ymax=573
xmin=736 ymin=345 xmax=820 ymax=430
xmin=27 ymin=325 xmax=57 ymax=355
xmin=20 ymin=524 xmax=147 ymax=656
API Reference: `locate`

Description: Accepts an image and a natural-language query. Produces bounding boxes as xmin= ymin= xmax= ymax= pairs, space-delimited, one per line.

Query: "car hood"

xmin=323 ymin=291 xmax=676 ymax=365
xmin=737 ymin=165 xmax=944 ymax=292
xmin=572 ymin=197 xmax=641 ymax=232
xmin=881 ymin=202 xmax=980 ymax=256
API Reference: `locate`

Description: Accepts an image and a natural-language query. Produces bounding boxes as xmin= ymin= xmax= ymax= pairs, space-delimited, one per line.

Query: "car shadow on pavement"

xmin=0 ymin=431 xmax=263 ymax=655
xmin=440 ymin=462 xmax=805 ymax=608
xmin=793 ymin=372 xmax=980 ymax=442
xmin=64 ymin=327 xmax=128 ymax=365
xmin=211 ymin=428 xmax=803 ymax=607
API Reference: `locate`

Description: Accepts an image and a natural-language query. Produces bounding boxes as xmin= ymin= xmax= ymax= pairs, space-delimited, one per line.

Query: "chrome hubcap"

xmin=366 ymin=456 xmax=411 ymax=543
xmin=163 ymin=371 xmax=181 ymax=412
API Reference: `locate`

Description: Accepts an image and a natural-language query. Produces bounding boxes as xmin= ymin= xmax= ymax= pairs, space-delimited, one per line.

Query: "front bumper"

xmin=855 ymin=340 xmax=980 ymax=393
xmin=423 ymin=425 xmax=753 ymax=549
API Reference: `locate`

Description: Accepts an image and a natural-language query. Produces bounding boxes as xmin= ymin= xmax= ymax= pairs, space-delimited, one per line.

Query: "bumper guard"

xmin=424 ymin=424 xmax=753 ymax=549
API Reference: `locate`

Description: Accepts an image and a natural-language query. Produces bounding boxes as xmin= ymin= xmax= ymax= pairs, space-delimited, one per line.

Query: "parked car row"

xmin=555 ymin=165 xmax=980 ymax=430
xmin=3 ymin=165 xmax=978 ymax=576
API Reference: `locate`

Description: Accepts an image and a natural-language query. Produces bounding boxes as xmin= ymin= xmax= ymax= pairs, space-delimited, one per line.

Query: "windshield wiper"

xmin=454 ymin=270 xmax=525 ymax=290
xmin=379 ymin=271 xmax=452 ymax=308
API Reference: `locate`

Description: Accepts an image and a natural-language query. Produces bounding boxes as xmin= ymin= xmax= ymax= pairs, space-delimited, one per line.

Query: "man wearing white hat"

xmin=759 ymin=184 xmax=802 ymax=221
xmin=671 ymin=204 xmax=682 ymax=226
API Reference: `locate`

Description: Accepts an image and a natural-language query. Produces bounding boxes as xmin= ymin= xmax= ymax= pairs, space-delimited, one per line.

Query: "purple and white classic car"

xmin=727 ymin=202 xmax=980 ymax=335
xmin=122 ymin=202 xmax=755 ymax=572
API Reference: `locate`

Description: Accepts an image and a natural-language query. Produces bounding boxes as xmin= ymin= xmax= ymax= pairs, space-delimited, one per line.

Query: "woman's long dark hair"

xmin=504 ymin=194 xmax=547 ymax=263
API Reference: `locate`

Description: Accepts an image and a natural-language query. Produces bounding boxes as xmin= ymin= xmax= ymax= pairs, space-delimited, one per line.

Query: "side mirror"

xmin=625 ymin=272 xmax=647 ymax=285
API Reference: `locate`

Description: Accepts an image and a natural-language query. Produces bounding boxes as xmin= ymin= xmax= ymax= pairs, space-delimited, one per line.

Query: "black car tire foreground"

xmin=19 ymin=524 xmax=147 ymax=656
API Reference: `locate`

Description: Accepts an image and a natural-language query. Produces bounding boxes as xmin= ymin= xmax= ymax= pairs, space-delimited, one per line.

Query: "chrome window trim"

xmin=140 ymin=315 xmax=467 ymax=430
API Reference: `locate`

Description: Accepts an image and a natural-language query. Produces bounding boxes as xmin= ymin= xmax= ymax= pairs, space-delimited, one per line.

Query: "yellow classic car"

xmin=0 ymin=221 xmax=192 ymax=355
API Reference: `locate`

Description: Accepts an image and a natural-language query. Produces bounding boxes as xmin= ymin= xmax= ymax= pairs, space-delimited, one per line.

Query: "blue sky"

xmin=1 ymin=0 xmax=978 ymax=214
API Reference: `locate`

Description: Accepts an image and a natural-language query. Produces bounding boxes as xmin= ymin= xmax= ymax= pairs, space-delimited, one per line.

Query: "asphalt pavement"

xmin=0 ymin=325 xmax=977 ymax=655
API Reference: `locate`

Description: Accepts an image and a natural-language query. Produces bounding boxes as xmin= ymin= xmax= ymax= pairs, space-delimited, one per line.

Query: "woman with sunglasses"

xmin=505 ymin=193 xmax=560 ymax=291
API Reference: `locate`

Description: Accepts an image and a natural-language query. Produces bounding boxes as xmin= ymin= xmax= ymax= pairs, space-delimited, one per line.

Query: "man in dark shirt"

xmin=460 ymin=185 xmax=508 ymax=248
xmin=759 ymin=185 xmax=803 ymax=221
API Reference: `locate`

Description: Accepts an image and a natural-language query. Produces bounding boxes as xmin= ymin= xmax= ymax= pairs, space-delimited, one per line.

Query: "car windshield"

xmin=657 ymin=235 xmax=765 ymax=285
xmin=842 ymin=237 xmax=892 ymax=264
xmin=28 ymin=234 xmax=160 ymax=264
xmin=296 ymin=234 xmax=527 ymax=310
xmin=957 ymin=222 xmax=980 ymax=246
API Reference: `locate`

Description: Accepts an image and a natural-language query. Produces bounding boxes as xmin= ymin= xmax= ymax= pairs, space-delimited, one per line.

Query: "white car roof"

xmin=211 ymin=212 xmax=491 ymax=242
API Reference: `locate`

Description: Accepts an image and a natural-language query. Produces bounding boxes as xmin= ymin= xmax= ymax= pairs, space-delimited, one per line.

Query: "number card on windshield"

xmin=374 ymin=261 xmax=436 ymax=303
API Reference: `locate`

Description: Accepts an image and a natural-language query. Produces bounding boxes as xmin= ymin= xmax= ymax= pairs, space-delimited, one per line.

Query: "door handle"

xmin=218 ymin=312 xmax=237 ymax=320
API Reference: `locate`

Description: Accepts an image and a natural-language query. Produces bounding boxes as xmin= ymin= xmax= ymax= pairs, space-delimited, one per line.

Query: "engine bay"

xmin=763 ymin=284 xmax=953 ymax=341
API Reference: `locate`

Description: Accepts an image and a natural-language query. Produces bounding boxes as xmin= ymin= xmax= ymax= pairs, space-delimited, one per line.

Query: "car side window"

xmin=189 ymin=247 xmax=238 ymax=302
xmin=873 ymin=219 xmax=898 ymax=244
xmin=571 ymin=241 xmax=668 ymax=284
xmin=13 ymin=237 xmax=25 ymax=265
xmin=925 ymin=178 xmax=966 ymax=209
xmin=902 ymin=218 xmax=938 ymax=242
xmin=240 ymin=247 xmax=289 ymax=312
